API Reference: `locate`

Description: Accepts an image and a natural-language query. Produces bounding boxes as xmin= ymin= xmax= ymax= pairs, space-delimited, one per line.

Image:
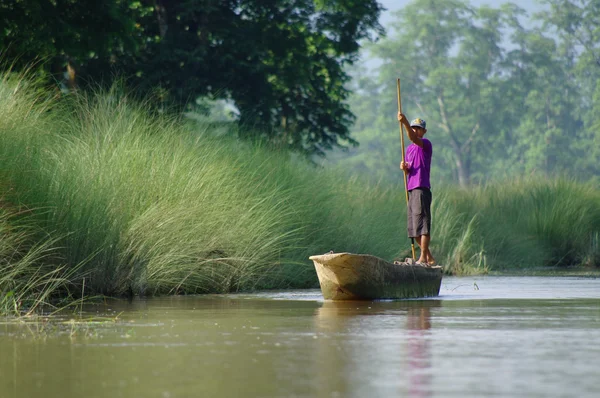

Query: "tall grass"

xmin=0 ymin=71 xmax=599 ymax=307
xmin=0 ymin=207 xmax=79 ymax=316
xmin=434 ymin=178 xmax=600 ymax=273
xmin=0 ymin=76 xmax=407 ymax=295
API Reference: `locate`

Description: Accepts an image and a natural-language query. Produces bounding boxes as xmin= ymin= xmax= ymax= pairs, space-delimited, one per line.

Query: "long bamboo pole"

xmin=397 ymin=78 xmax=416 ymax=260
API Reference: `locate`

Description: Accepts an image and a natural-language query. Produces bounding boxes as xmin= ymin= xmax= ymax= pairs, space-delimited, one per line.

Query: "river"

xmin=1 ymin=276 xmax=599 ymax=398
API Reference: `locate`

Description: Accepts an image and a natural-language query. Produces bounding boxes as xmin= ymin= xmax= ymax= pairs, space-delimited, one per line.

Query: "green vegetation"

xmin=0 ymin=207 xmax=76 ymax=316
xmin=1 ymin=0 xmax=384 ymax=156
xmin=332 ymin=0 xmax=600 ymax=186
xmin=0 ymin=72 xmax=408 ymax=304
xmin=434 ymin=180 xmax=600 ymax=274
xmin=1 ymin=72 xmax=598 ymax=316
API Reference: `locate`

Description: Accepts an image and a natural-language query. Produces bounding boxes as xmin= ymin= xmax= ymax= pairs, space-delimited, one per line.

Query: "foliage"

xmin=332 ymin=0 xmax=600 ymax=186
xmin=0 ymin=0 xmax=139 ymax=87
xmin=347 ymin=0 xmax=516 ymax=186
xmin=0 ymin=0 xmax=384 ymax=156
xmin=537 ymin=0 xmax=600 ymax=181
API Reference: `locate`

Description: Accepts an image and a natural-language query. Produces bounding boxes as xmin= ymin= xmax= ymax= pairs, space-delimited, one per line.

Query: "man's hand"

xmin=397 ymin=112 xmax=408 ymax=124
xmin=400 ymin=161 xmax=410 ymax=172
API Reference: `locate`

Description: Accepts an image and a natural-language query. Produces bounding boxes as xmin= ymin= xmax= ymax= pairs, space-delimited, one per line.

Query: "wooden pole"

xmin=397 ymin=78 xmax=416 ymax=260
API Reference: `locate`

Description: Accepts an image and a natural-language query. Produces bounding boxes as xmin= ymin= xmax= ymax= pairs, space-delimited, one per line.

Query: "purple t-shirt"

xmin=405 ymin=138 xmax=432 ymax=191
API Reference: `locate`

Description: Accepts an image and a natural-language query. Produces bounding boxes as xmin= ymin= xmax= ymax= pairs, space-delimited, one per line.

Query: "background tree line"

xmin=328 ymin=0 xmax=600 ymax=187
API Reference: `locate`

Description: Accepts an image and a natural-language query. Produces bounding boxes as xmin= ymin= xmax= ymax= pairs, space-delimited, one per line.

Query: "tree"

xmin=2 ymin=0 xmax=384 ymax=156
xmin=502 ymin=25 xmax=580 ymax=176
xmin=536 ymin=0 xmax=600 ymax=179
xmin=358 ymin=0 xmax=521 ymax=186
xmin=321 ymin=61 xmax=401 ymax=180
xmin=331 ymin=0 xmax=600 ymax=184
xmin=0 ymin=0 xmax=140 ymax=88
xmin=123 ymin=0 xmax=384 ymax=156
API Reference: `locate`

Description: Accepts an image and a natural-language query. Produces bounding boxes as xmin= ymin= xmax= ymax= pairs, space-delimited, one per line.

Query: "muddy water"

xmin=1 ymin=276 xmax=599 ymax=398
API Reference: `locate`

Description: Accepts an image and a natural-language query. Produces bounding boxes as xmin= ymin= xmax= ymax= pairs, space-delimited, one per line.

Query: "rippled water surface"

xmin=1 ymin=276 xmax=600 ymax=398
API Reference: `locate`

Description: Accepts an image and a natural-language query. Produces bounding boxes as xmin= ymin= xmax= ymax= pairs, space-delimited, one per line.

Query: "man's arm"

xmin=397 ymin=112 xmax=424 ymax=147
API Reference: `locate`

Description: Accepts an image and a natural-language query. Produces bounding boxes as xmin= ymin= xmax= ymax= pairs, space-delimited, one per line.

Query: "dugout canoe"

xmin=309 ymin=252 xmax=443 ymax=300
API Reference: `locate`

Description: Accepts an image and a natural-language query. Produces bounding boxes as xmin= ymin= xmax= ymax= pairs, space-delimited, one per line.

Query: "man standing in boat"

xmin=397 ymin=113 xmax=436 ymax=265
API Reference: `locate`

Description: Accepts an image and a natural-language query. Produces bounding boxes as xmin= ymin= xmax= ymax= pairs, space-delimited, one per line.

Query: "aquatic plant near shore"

xmin=0 ymin=208 xmax=78 ymax=316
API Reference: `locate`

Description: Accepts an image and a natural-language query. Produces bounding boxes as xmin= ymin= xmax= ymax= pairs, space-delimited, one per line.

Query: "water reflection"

xmin=314 ymin=300 xmax=440 ymax=397
xmin=407 ymin=305 xmax=432 ymax=398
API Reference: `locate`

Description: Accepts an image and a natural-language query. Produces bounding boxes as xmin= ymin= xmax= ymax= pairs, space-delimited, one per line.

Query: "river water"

xmin=1 ymin=276 xmax=599 ymax=398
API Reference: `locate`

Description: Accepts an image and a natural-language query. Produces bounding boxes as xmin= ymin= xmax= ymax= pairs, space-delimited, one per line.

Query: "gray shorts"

xmin=407 ymin=188 xmax=432 ymax=238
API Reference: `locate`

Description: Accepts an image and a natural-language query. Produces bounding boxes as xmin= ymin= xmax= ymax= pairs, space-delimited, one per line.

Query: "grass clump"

xmin=434 ymin=178 xmax=600 ymax=273
xmin=2 ymin=84 xmax=310 ymax=295
xmin=0 ymin=75 xmax=405 ymax=296
xmin=0 ymin=208 xmax=77 ymax=316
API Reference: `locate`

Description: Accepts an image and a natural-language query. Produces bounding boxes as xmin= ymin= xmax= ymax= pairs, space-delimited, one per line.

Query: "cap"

xmin=410 ymin=118 xmax=426 ymax=129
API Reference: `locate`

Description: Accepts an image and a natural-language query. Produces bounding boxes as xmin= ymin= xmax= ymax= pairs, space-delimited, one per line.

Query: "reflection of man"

xmin=407 ymin=306 xmax=432 ymax=398
xmin=407 ymin=307 xmax=432 ymax=330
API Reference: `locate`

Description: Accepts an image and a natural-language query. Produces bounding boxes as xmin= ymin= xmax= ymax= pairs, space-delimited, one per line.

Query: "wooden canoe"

xmin=309 ymin=252 xmax=443 ymax=300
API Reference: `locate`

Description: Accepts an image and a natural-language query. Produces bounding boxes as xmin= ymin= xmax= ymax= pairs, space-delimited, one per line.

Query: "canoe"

xmin=309 ymin=252 xmax=443 ymax=300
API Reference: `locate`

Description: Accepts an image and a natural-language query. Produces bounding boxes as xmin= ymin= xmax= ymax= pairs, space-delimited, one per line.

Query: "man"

xmin=397 ymin=113 xmax=435 ymax=265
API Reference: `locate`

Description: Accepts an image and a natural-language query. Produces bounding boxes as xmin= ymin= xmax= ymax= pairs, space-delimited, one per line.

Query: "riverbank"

xmin=1 ymin=72 xmax=598 ymax=315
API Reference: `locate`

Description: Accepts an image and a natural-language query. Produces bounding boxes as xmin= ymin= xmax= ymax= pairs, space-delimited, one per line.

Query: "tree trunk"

xmin=455 ymin=157 xmax=469 ymax=188
xmin=436 ymin=94 xmax=472 ymax=188
xmin=155 ymin=0 xmax=168 ymax=38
